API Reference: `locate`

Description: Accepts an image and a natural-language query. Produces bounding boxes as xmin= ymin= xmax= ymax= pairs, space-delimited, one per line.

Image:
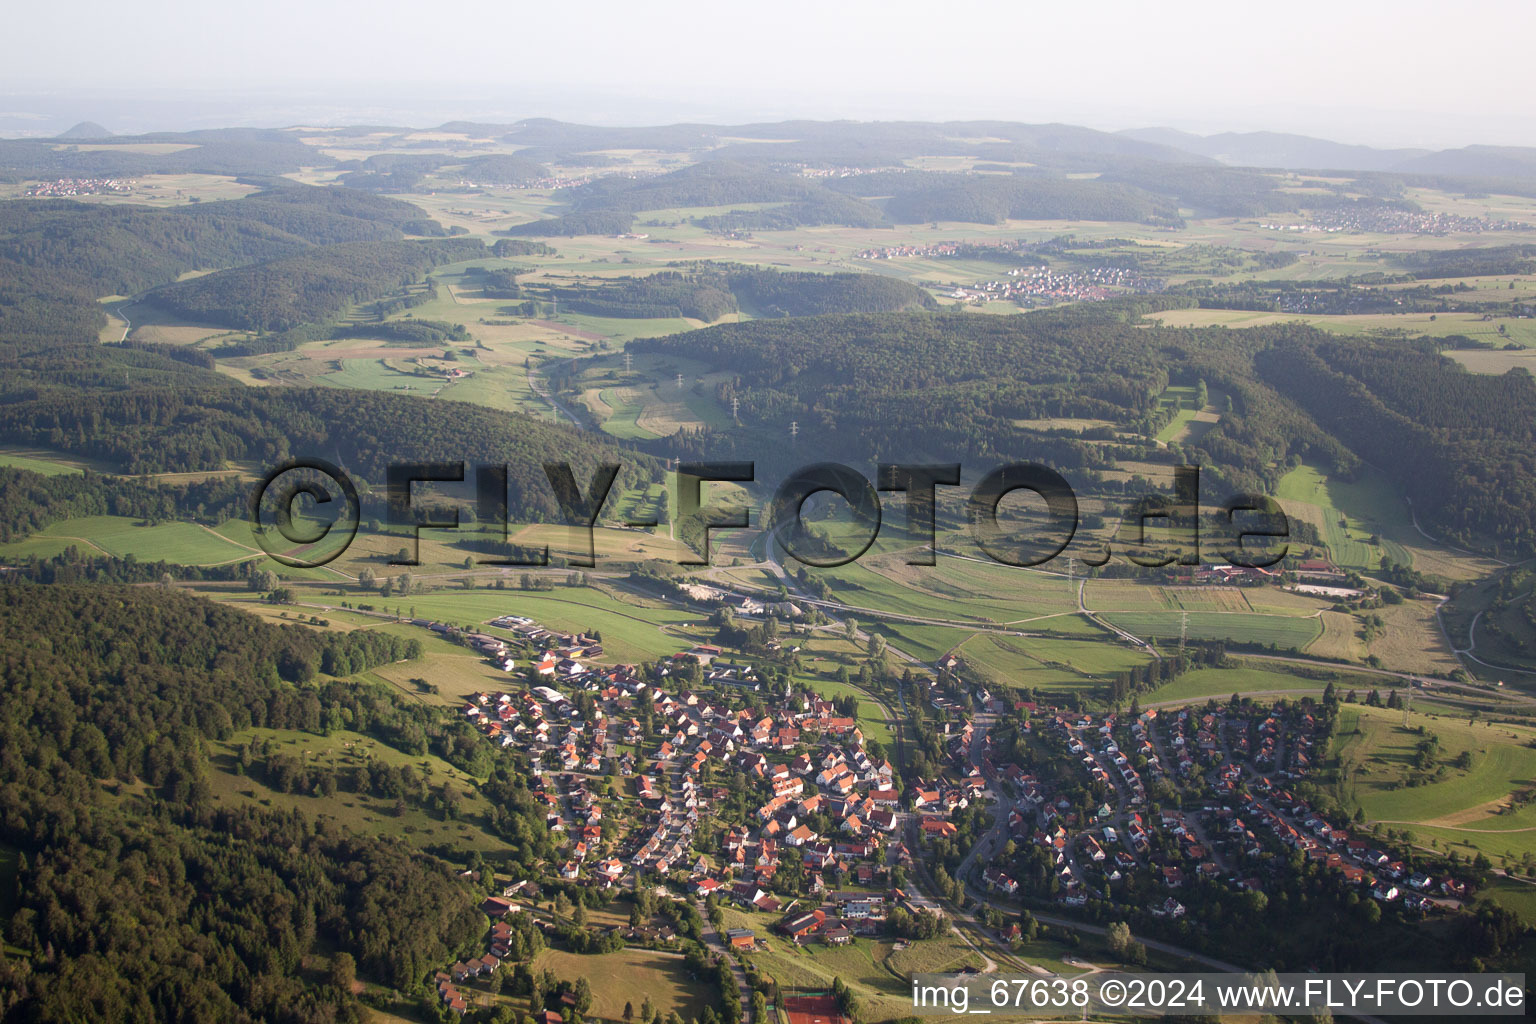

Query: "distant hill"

xmin=1393 ymin=145 xmax=1536 ymax=178
xmin=1119 ymin=127 xmax=1430 ymax=172
xmin=56 ymin=121 xmax=112 ymax=140
xmin=1121 ymin=127 xmax=1536 ymax=180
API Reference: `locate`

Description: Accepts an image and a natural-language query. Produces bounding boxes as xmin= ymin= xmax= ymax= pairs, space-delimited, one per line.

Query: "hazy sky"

xmin=4 ymin=0 xmax=1532 ymax=148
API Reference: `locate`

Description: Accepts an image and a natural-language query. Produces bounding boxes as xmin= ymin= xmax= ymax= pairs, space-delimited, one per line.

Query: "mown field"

xmin=1101 ymin=610 xmax=1322 ymax=650
xmin=0 ymin=513 xmax=261 ymax=566
xmin=1144 ymin=663 xmax=1366 ymax=704
xmin=955 ymin=632 xmax=1152 ymax=695
xmin=0 ymin=448 xmax=89 ymax=476
xmin=1275 ymin=462 xmax=1416 ymax=570
xmin=811 ymin=553 xmax=1079 ymax=626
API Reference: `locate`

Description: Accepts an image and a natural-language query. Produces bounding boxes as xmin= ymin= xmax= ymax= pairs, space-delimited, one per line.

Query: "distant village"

xmin=1266 ymin=207 xmax=1529 ymax=236
xmin=24 ymin=177 xmax=135 ymax=197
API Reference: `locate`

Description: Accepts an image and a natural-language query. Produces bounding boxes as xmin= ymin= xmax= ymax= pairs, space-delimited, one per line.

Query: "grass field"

xmin=530 ymin=948 xmax=719 ymax=1022
xmin=956 ymin=632 xmax=1152 ymax=694
xmin=1331 ymin=704 xmax=1536 ymax=861
xmin=1275 ymin=462 xmax=1417 ymax=570
xmin=799 ymin=673 xmax=894 ymax=744
xmin=726 ymin=902 xmax=979 ymax=1024
xmin=205 ymin=727 xmax=512 ymax=855
xmin=1102 ymin=610 xmax=1322 ymax=650
xmin=1151 ymin=382 xmax=1223 ymax=445
xmin=1085 ymin=580 xmax=1323 ymax=616
xmin=0 ymin=514 xmax=259 ymax=566
xmin=574 ymin=352 xmax=735 ymax=440
xmin=1446 ymin=346 xmax=1536 ymax=376
xmin=356 ymin=585 xmax=700 ymax=664
xmin=0 ymin=449 xmax=86 ymax=476
xmin=1145 ymin=664 xmax=1351 ymax=704
xmin=1474 ymin=876 xmax=1536 ymax=927
xmin=812 ymin=553 xmax=1078 ymax=626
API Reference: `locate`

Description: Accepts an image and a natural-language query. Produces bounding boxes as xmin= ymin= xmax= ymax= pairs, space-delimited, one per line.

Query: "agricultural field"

xmin=1362 ymin=597 xmax=1464 ymax=677
xmin=1102 ymin=610 xmax=1322 ymax=650
xmin=810 ymin=552 xmax=1079 ymax=626
xmin=955 ymin=632 xmax=1152 ymax=695
xmin=0 ymin=513 xmax=261 ymax=566
xmin=1144 ymin=663 xmax=1357 ymax=704
xmin=1445 ymin=346 xmax=1536 ymax=375
xmin=1144 ymin=308 xmax=1536 ymax=348
xmin=575 ymin=351 xmax=735 ymax=440
xmin=1330 ymin=704 xmax=1536 ymax=863
xmin=1309 ymin=610 xmax=1371 ymax=661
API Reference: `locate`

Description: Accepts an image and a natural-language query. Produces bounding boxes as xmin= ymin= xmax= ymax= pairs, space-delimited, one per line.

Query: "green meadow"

xmin=1331 ymin=705 xmax=1536 ymax=860
xmin=0 ymin=514 xmax=259 ymax=566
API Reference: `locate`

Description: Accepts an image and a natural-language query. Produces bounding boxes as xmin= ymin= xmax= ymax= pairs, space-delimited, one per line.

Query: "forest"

xmin=0 ymin=387 xmax=659 ymax=524
xmin=1257 ymin=335 xmax=1536 ymax=557
xmin=0 ymin=183 xmax=446 ymax=389
xmin=0 ymin=128 xmax=315 ymax=182
xmin=0 ymin=585 xmax=526 ymax=1022
xmin=630 ymin=306 xmax=1353 ymax=503
xmin=145 ymin=238 xmax=485 ymax=332
xmin=540 ymin=264 xmax=933 ymax=321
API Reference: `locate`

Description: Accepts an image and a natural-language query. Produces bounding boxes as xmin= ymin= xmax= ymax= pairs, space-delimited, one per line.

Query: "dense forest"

xmin=541 ymin=263 xmax=933 ymax=321
xmin=0 ymin=387 xmax=658 ymax=525
xmin=689 ymin=193 xmax=887 ymax=232
xmin=631 ymin=306 xmax=1376 ymax=515
xmin=500 ymin=209 xmax=636 ymax=237
xmin=145 ymin=238 xmax=485 ymax=331
xmin=456 ymin=153 xmax=551 ymax=185
xmin=0 ymin=128 xmax=317 ymax=182
xmin=503 ymin=161 xmax=888 ymax=234
xmin=1258 ymin=336 xmax=1536 ymax=557
xmin=0 ymin=586 xmax=515 ymax=1022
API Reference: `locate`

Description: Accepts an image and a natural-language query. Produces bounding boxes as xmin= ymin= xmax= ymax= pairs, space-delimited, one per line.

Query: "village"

xmin=945 ymin=264 xmax=1161 ymax=307
xmin=23 ymin=176 xmax=135 ymax=197
xmin=398 ymin=565 xmax=1476 ymax=1019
